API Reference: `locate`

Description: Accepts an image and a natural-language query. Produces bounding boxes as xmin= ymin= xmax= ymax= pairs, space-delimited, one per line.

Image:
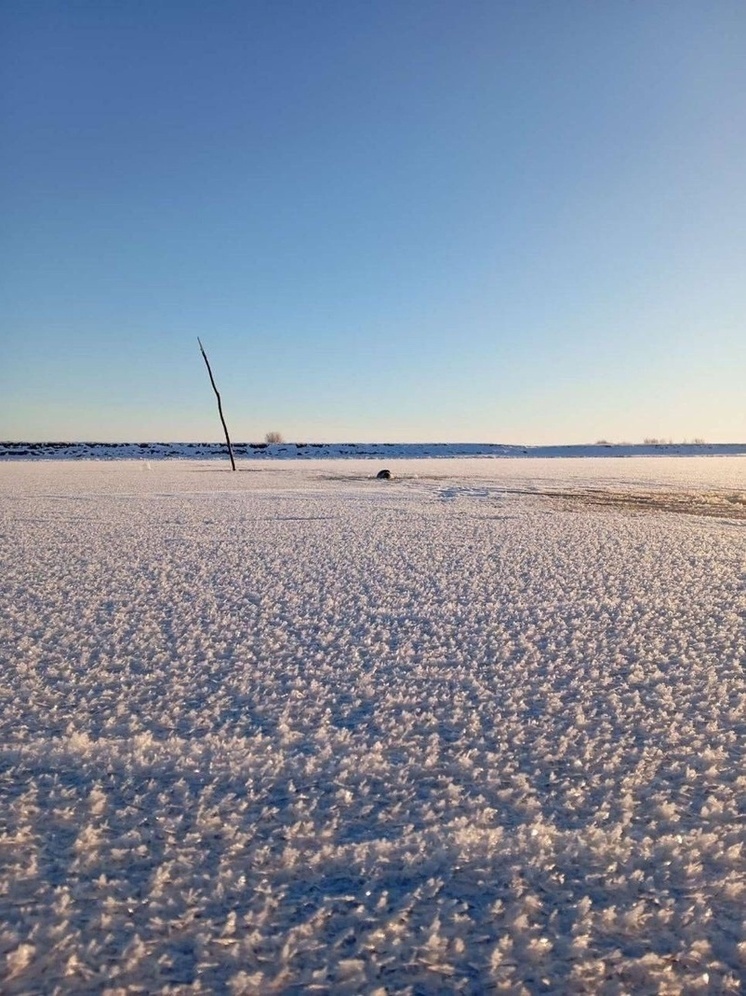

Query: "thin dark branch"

xmin=197 ymin=337 xmax=236 ymax=471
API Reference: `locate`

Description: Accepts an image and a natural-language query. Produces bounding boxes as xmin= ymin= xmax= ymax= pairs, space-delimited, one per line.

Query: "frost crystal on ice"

xmin=1 ymin=456 xmax=744 ymax=992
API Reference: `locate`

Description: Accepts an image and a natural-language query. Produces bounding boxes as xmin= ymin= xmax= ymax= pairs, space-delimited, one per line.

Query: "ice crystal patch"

xmin=1 ymin=458 xmax=744 ymax=992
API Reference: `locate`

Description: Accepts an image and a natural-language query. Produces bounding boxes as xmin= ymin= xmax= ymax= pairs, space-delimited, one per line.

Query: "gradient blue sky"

xmin=2 ymin=0 xmax=744 ymax=443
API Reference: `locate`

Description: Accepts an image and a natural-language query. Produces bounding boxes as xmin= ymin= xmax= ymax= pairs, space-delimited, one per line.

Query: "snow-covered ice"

xmin=1 ymin=458 xmax=744 ymax=993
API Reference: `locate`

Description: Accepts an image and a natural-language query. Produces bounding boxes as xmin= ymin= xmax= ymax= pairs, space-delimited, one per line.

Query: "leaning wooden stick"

xmin=197 ymin=337 xmax=236 ymax=471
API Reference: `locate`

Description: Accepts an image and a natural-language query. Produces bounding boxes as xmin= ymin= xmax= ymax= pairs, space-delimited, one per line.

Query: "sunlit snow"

xmin=1 ymin=458 xmax=744 ymax=993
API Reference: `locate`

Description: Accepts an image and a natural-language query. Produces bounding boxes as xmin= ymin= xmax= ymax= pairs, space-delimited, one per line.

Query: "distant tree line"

xmin=595 ymin=437 xmax=706 ymax=445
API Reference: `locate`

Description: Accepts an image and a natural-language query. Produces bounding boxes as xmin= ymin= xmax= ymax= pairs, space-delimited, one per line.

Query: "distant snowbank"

xmin=2 ymin=440 xmax=745 ymax=460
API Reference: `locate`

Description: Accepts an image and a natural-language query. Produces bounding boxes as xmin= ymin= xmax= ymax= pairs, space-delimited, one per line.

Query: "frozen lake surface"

xmin=1 ymin=458 xmax=745 ymax=992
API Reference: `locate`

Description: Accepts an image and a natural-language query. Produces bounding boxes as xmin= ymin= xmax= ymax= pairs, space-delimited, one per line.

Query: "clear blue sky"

xmin=2 ymin=0 xmax=744 ymax=443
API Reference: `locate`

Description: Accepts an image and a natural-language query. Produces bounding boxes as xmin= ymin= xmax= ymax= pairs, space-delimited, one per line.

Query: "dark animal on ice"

xmin=376 ymin=469 xmax=392 ymax=480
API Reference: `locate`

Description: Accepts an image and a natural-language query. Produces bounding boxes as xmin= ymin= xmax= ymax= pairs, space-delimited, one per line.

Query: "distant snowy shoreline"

xmin=2 ymin=440 xmax=745 ymax=461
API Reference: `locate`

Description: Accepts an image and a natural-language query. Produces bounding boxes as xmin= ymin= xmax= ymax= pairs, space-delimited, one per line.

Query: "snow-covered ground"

xmin=2 ymin=440 xmax=746 ymax=461
xmin=1 ymin=458 xmax=744 ymax=993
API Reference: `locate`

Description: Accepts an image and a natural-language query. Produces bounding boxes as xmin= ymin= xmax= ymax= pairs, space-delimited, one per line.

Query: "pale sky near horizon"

xmin=1 ymin=0 xmax=744 ymax=444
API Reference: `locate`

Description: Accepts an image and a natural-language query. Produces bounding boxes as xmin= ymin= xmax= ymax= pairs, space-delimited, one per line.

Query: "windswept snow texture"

xmin=1 ymin=459 xmax=745 ymax=994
